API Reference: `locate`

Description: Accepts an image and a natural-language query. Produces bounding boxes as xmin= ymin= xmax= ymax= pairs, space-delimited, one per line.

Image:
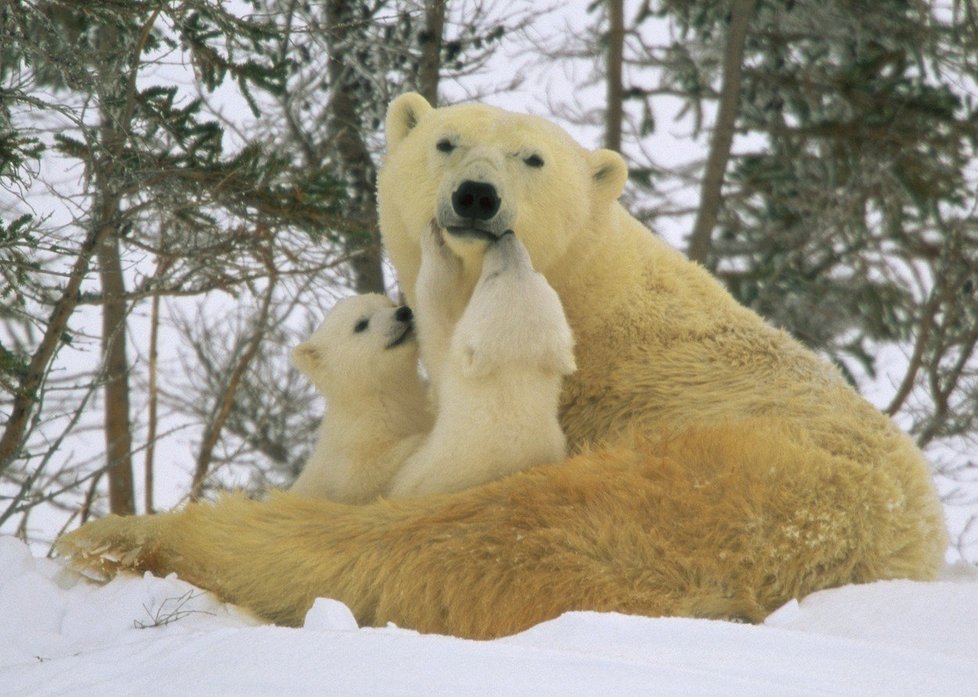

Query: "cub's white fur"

xmin=290 ymin=294 xmax=430 ymax=503
xmin=386 ymin=227 xmax=575 ymax=497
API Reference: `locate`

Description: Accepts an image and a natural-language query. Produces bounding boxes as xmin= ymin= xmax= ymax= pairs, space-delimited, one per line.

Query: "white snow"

xmin=1 ymin=536 xmax=977 ymax=696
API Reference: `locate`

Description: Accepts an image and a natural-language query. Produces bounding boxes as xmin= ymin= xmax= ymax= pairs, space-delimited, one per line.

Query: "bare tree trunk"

xmin=144 ymin=288 xmax=161 ymax=513
xmin=88 ymin=15 xmax=141 ymax=516
xmin=605 ymin=0 xmax=625 ymax=152
xmin=419 ymin=0 xmax=447 ymax=106
xmin=325 ymin=0 xmax=385 ymax=294
xmin=96 ymin=223 xmax=136 ymax=515
xmin=687 ymin=0 xmax=757 ymax=264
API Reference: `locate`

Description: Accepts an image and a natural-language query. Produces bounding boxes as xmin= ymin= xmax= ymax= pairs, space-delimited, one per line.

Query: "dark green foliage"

xmin=652 ymin=1 xmax=978 ymax=394
xmin=0 ymin=0 xmax=349 ymax=522
xmin=0 ymin=212 xmax=30 ymax=388
xmin=3 ymin=1 xmax=343 ymax=245
xmin=0 ymin=118 xmax=44 ymax=186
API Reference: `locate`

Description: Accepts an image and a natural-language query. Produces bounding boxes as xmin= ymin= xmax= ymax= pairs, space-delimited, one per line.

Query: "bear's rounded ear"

xmin=386 ymin=93 xmax=433 ymax=151
xmin=589 ymin=149 xmax=628 ymax=202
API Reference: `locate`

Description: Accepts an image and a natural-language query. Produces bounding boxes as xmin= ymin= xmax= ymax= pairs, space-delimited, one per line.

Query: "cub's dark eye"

xmin=354 ymin=318 xmax=369 ymax=333
xmin=436 ymin=139 xmax=455 ymax=153
xmin=524 ymin=154 xmax=544 ymax=168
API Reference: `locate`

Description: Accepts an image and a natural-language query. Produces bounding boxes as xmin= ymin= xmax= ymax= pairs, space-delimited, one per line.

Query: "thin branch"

xmin=886 ymin=288 xmax=941 ymax=415
xmin=190 ymin=237 xmax=279 ymax=500
xmin=0 ymin=224 xmax=113 ymax=476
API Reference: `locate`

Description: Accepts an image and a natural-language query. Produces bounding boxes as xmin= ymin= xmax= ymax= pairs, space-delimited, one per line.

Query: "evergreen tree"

xmin=663 ymin=1 xmax=978 ymax=462
xmin=0 ymin=1 xmax=344 ymax=525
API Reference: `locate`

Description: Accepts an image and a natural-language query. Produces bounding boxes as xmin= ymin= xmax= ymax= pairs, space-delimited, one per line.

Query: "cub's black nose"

xmin=395 ymin=305 xmax=413 ymax=322
xmin=452 ymin=181 xmax=500 ymax=221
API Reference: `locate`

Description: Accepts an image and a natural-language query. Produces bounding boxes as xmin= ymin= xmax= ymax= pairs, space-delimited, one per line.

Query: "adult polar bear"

xmin=58 ymin=94 xmax=947 ymax=639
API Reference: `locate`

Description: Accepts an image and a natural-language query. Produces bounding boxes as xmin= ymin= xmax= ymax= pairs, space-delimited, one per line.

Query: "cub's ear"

xmin=460 ymin=345 xmax=496 ymax=380
xmin=386 ymin=93 xmax=434 ymax=151
xmin=291 ymin=342 xmax=320 ymax=376
xmin=551 ymin=345 xmax=577 ymax=377
xmin=589 ymin=149 xmax=628 ymax=202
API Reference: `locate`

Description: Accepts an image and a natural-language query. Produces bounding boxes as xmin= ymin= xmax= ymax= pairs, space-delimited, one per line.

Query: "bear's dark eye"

xmin=436 ymin=139 xmax=455 ymax=154
xmin=524 ymin=154 xmax=545 ymax=168
xmin=354 ymin=318 xmax=369 ymax=333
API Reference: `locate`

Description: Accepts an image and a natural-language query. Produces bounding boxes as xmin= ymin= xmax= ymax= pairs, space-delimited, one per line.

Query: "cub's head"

xmin=377 ymin=93 xmax=627 ymax=303
xmin=293 ymin=294 xmax=420 ymax=400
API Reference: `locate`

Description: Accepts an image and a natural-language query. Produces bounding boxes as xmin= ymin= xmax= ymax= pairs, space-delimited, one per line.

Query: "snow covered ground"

xmin=2 ymin=536 xmax=977 ymax=696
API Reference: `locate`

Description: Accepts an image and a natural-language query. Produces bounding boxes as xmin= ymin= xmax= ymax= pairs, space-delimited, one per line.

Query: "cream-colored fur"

xmin=58 ymin=94 xmax=948 ymax=639
xmin=289 ymin=294 xmax=430 ymax=503
xmin=387 ymin=226 xmax=574 ymax=497
xmin=290 ymin=243 xmax=572 ymax=501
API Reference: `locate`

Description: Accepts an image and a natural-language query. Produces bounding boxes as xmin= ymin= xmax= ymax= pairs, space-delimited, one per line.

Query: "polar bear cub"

xmin=290 ymin=294 xmax=431 ymax=503
xmin=386 ymin=226 xmax=576 ymax=497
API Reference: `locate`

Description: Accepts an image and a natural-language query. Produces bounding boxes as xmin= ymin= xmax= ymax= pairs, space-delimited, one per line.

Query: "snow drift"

xmin=1 ymin=536 xmax=976 ymax=696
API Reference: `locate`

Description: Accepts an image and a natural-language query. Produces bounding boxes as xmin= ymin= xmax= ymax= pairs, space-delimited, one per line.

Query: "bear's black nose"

xmin=452 ymin=181 xmax=500 ymax=221
xmin=394 ymin=305 xmax=413 ymax=322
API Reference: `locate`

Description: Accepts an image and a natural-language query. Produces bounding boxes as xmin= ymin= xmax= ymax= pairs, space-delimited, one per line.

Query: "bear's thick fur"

xmin=57 ymin=94 xmax=948 ymax=639
xmin=291 ymin=229 xmax=573 ymax=501
xmin=387 ymin=225 xmax=574 ymax=497
xmin=289 ymin=294 xmax=430 ymax=503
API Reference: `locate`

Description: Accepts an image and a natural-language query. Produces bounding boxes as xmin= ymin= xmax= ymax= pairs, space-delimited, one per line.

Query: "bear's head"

xmin=378 ymin=93 xmax=628 ymax=303
xmin=292 ymin=294 xmax=420 ymax=401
